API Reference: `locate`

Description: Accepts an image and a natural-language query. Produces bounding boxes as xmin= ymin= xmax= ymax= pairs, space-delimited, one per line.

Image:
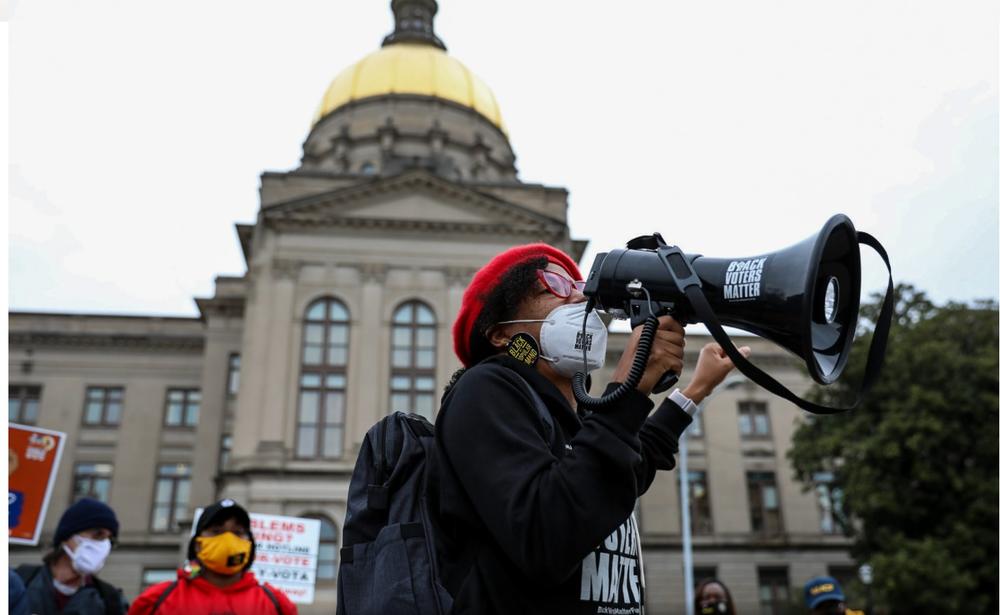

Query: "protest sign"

xmin=9 ymin=423 xmax=67 ymax=545
xmin=250 ymin=513 xmax=321 ymax=604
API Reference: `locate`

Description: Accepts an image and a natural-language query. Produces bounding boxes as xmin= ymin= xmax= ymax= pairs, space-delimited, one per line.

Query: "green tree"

xmin=788 ymin=284 xmax=998 ymax=614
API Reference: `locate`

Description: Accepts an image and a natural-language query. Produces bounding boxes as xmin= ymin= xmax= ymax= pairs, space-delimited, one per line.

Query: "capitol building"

xmin=9 ymin=2 xmax=857 ymax=613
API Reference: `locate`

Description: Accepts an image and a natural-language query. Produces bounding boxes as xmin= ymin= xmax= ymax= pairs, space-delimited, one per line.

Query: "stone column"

xmin=349 ymin=263 xmax=386 ymax=452
xmin=443 ymin=266 xmax=472 ymax=376
xmin=231 ymin=259 xmax=300 ymax=470
xmin=256 ymin=260 xmax=301 ymax=464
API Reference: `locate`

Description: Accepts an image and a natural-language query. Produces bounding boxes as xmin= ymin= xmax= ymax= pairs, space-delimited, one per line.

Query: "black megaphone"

xmin=577 ymin=214 xmax=893 ymax=414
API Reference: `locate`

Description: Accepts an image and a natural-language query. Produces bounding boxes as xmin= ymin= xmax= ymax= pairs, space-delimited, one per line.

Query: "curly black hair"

xmin=443 ymin=256 xmax=548 ymax=399
xmin=466 ymin=256 xmax=548 ymax=365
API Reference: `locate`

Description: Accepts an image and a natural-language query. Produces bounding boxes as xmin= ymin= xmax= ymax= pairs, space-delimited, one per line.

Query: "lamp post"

xmin=680 ymin=430 xmax=694 ymax=615
xmin=859 ymin=563 xmax=874 ymax=614
xmin=680 ymin=373 xmax=745 ymax=615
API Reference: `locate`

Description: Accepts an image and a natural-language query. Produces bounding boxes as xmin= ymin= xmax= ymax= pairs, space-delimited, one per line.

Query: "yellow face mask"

xmin=195 ymin=532 xmax=252 ymax=575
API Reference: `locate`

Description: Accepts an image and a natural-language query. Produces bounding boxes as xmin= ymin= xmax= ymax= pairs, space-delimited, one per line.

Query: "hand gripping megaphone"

xmin=573 ymin=214 xmax=893 ymax=414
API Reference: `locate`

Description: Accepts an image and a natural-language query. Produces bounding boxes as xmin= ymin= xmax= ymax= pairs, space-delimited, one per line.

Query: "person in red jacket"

xmin=128 ymin=499 xmax=297 ymax=615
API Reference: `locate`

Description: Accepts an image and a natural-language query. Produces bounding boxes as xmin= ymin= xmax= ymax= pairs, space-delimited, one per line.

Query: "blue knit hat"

xmin=54 ymin=498 xmax=119 ymax=546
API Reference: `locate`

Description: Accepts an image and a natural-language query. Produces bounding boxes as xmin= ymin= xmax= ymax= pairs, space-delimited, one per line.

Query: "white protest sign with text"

xmin=250 ymin=513 xmax=321 ymax=604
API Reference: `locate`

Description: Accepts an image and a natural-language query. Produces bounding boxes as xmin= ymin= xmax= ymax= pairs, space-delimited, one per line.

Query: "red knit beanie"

xmin=453 ymin=243 xmax=582 ymax=367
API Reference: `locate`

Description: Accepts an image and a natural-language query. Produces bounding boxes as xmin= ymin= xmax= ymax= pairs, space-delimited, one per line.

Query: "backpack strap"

xmin=260 ymin=583 xmax=284 ymax=615
xmin=14 ymin=564 xmax=42 ymax=587
xmin=92 ymin=577 xmax=123 ymax=615
xmin=148 ymin=580 xmax=179 ymax=615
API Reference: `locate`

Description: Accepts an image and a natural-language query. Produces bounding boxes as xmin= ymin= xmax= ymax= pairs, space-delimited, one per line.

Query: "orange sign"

xmin=9 ymin=423 xmax=66 ymax=545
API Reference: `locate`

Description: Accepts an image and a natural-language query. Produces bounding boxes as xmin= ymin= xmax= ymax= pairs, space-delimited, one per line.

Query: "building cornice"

xmin=9 ymin=331 xmax=205 ymax=352
xmin=640 ymin=533 xmax=853 ymax=550
xmin=268 ymin=214 xmax=566 ymax=241
xmin=194 ymin=296 xmax=246 ymax=320
xmin=260 ymin=168 xmax=566 ymax=193
xmin=9 ymin=310 xmax=200 ymax=322
xmin=236 ymin=223 xmax=255 ymax=265
xmin=267 ymin=170 xmax=558 ymax=221
xmin=220 ymin=466 xmax=355 ymax=480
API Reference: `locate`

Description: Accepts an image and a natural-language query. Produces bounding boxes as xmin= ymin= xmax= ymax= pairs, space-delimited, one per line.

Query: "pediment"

xmin=339 ymin=191 xmax=495 ymax=224
xmin=262 ymin=171 xmax=565 ymax=236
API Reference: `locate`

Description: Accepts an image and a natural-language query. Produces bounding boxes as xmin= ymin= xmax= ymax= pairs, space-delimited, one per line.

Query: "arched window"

xmin=389 ymin=301 xmax=437 ymax=419
xmin=296 ymin=298 xmax=349 ymax=459
xmin=304 ymin=514 xmax=339 ymax=582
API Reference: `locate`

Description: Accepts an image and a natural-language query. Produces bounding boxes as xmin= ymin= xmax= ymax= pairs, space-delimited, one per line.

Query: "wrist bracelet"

xmin=668 ymin=388 xmax=699 ymax=417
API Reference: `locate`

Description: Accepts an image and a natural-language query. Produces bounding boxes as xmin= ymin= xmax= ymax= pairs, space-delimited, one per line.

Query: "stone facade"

xmin=8 ymin=3 xmax=856 ymax=613
xmin=8 ymin=312 xmax=853 ymax=614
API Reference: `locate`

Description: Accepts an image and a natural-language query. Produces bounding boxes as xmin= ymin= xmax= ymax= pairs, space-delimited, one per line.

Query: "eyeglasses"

xmin=536 ymin=269 xmax=586 ymax=298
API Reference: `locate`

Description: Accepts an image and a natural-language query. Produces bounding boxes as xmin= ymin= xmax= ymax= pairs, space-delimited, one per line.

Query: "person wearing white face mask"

xmin=15 ymin=497 xmax=127 ymax=615
xmin=427 ymin=243 xmax=750 ymax=615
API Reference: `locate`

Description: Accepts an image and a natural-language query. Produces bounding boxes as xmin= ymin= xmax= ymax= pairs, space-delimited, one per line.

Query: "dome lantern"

xmin=303 ymin=0 xmax=517 ymax=182
xmin=382 ymin=0 xmax=446 ymax=50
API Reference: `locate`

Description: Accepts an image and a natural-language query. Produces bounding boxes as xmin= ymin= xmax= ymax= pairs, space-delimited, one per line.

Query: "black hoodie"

xmin=427 ymin=355 xmax=692 ymax=615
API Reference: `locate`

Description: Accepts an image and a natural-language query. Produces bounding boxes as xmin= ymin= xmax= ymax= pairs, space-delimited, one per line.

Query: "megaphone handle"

xmin=651 ymin=371 xmax=679 ymax=394
xmin=629 ymin=299 xmax=682 ymax=394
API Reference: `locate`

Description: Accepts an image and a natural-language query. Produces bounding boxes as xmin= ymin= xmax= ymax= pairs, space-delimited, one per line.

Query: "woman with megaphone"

xmin=427 ymin=243 xmax=750 ymax=615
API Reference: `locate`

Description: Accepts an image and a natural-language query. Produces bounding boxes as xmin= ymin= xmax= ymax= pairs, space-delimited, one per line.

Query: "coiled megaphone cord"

xmin=572 ymin=291 xmax=659 ymax=410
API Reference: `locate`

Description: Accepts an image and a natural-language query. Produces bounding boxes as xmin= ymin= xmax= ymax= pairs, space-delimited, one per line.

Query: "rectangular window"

xmin=296 ymin=374 xmax=345 ymax=459
xmin=298 ymin=300 xmax=350 ymax=460
xmin=747 ymin=471 xmax=783 ymax=535
xmin=738 ymin=401 xmax=770 ymax=438
xmin=163 ymin=389 xmax=200 ymax=428
xmin=82 ymin=387 xmax=124 ymax=427
xmin=390 ymin=303 xmax=437 ymax=420
xmin=757 ymin=567 xmax=790 ymax=615
xmin=141 ymin=568 xmax=176 ymax=589
xmin=313 ymin=517 xmax=339 ymax=581
xmin=9 ymin=385 xmax=41 ymax=425
xmin=226 ymin=354 xmax=241 ymax=397
xmin=73 ymin=463 xmax=113 ymax=503
xmin=389 ymin=374 xmax=436 ymax=420
xmin=693 ymin=566 xmax=718 ymax=591
xmin=150 ymin=463 xmax=191 ymax=532
xmin=814 ymin=471 xmax=845 ymax=534
xmin=679 ymin=470 xmax=713 ymax=534
xmin=218 ymin=434 xmax=233 ymax=471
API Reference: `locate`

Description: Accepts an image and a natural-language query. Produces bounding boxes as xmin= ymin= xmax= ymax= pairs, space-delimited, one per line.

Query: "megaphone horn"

xmin=689 ymin=214 xmax=861 ymax=384
xmin=581 ymin=214 xmax=893 ymax=414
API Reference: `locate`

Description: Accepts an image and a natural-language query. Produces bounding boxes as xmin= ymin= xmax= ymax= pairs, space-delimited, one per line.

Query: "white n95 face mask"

xmin=63 ymin=535 xmax=112 ymax=576
xmin=499 ymin=302 xmax=608 ymax=378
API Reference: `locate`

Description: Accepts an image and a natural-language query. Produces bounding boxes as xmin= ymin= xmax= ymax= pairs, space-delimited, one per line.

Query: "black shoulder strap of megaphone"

xmin=681 ymin=232 xmax=893 ymax=415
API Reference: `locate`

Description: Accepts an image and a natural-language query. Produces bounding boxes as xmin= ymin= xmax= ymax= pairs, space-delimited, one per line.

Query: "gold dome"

xmin=313 ymin=43 xmax=507 ymax=134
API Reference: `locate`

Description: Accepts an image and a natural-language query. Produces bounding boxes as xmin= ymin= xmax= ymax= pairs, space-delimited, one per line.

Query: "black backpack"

xmin=336 ymin=366 xmax=553 ymax=615
xmin=16 ymin=564 xmax=122 ymax=615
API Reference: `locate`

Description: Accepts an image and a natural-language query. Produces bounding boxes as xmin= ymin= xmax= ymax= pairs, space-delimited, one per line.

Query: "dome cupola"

xmin=301 ymin=0 xmax=517 ymax=183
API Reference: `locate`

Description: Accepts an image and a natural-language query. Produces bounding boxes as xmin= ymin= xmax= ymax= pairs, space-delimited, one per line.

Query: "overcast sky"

xmin=8 ymin=0 xmax=998 ymax=317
